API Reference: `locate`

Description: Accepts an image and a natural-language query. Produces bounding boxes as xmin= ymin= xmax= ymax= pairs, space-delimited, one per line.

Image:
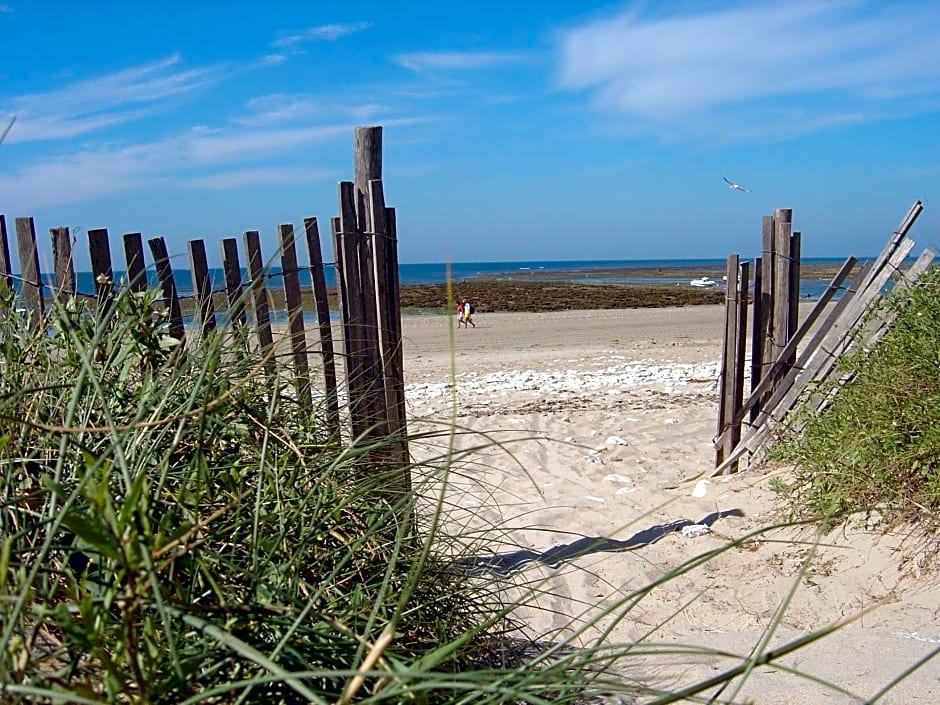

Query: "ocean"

xmin=40 ymin=257 xmax=854 ymax=301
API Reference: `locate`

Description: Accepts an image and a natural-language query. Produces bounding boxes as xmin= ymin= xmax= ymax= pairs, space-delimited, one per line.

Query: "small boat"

xmin=689 ymin=276 xmax=717 ymax=288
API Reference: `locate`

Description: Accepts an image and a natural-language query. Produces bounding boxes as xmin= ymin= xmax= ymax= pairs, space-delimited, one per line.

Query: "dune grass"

xmin=1 ymin=281 xmax=933 ymax=703
xmin=771 ymin=268 xmax=940 ymax=523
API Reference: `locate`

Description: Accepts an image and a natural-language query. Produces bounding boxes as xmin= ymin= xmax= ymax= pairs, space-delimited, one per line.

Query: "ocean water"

xmin=25 ymin=257 xmax=856 ymax=301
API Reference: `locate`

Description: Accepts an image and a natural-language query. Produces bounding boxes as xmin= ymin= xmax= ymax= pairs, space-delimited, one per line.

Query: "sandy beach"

xmin=399 ymin=306 xmax=940 ymax=704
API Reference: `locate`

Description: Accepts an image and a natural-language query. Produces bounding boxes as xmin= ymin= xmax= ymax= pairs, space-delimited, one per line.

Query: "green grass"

xmin=771 ymin=267 xmax=940 ymax=521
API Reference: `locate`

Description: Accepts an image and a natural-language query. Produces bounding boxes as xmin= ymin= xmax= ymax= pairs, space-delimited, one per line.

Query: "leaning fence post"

xmin=15 ymin=217 xmax=45 ymax=329
xmin=188 ymin=239 xmax=217 ymax=335
xmin=148 ymin=236 xmax=185 ymax=340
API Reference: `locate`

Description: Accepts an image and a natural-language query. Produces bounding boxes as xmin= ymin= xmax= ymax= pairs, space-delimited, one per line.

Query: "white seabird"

xmin=723 ymin=176 xmax=750 ymax=193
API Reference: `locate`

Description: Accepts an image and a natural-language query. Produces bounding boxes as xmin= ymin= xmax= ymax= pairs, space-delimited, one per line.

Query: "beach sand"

xmin=398 ymin=306 xmax=940 ymax=704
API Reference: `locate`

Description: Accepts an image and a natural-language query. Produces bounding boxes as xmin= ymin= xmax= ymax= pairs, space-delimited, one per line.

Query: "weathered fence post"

xmin=148 ymin=237 xmax=185 ymax=340
xmin=51 ymin=226 xmax=75 ymax=304
xmin=188 ymin=239 xmax=217 ymax=335
xmin=123 ymin=233 xmax=148 ymax=292
xmin=220 ymin=238 xmax=248 ymax=343
xmin=88 ymin=228 xmax=116 ymax=318
xmin=278 ymin=223 xmax=312 ymax=408
xmin=243 ymin=230 xmax=275 ymax=374
xmin=716 ymin=254 xmax=740 ymax=468
xmin=15 ymin=217 xmax=44 ymax=328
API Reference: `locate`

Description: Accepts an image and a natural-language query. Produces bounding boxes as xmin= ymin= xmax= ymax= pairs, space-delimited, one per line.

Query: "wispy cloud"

xmin=4 ymin=55 xmax=220 ymax=143
xmin=0 ymin=4 xmax=13 ymax=13
xmin=395 ymin=51 xmax=525 ymax=73
xmin=234 ymin=94 xmax=388 ymax=128
xmin=557 ymin=1 xmax=940 ymax=142
xmin=273 ymin=21 xmax=372 ymax=48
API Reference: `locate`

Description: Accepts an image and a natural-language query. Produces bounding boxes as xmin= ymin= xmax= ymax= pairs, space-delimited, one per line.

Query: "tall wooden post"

xmin=15 ymin=217 xmax=44 ymax=328
xmin=51 ymin=226 xmax=76 ymax=304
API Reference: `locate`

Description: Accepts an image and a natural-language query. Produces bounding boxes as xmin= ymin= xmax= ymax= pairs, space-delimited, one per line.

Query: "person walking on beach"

xmin=460 ymin=298 xmax=475 ymax=328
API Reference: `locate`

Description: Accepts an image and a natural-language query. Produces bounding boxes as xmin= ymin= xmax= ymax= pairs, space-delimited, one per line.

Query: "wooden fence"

xmin=714 ymin=201 xmax=933 ymax=474
xmin=0 ymin=125 xmax=410 ymax=483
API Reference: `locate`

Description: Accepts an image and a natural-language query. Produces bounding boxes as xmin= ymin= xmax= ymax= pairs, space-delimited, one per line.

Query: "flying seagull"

xmin=723 ymin=176 xmax=750 ymax=193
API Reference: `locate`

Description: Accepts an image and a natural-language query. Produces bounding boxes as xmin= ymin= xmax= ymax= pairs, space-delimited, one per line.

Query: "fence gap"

xmin=303 ymin=216 xmax=342 ymax=440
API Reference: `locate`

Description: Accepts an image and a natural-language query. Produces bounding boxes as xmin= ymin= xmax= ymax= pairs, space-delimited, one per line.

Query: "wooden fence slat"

xmin=51 ymin=226 xmax=75 ymax=303
xmin=148 ymin=236 xmax=185 ymax=340
xmin=338 ymin=184 xmax=371 ymax=439
xmin=722 ymin=260 xmax=750 ymax=471
xmin=15 ymin=217 xmax=44 ymax=328
xmin=88 ymin=228 xmax=115 ymax=317
xmin=354 ymin=126 xmax=383 ymax=233
xmin=303 ymin=217 xmax=341 ymax=439
xmin=385 ymin=206 xmax=409 ymax=463
xmin=715 ymin=254 xmax=740 ymax=467
xmin=243 ymin=230 xmax=274 ymax=371
xmin=788 ymin=231 xmax=802 ymax=341
xmin=771 ymin=208 xmax=792 ymax=372
xmin=187 ymin=239 xmax=216 ymax=334
xmin=0 ymin=215 xmax=12 ymax=317
xmin=369 ymin=181 xmax=410 ymax=477
xmin=220 ymin=237 xmax=247 ymax=330
xmin=331 ymin=215 xmax=357 ymax=432
xmin=122 ymin=233 xmax=148 ymax=293
xmin=278 ymin=223 xmax=312 ymax=408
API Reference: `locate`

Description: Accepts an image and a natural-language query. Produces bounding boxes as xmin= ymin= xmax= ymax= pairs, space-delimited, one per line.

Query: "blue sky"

xmin=1 ymin=0 xmax=939 ymax=269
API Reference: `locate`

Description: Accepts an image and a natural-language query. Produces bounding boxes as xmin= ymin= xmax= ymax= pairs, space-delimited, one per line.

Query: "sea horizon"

xmin=17 ymin=256 xmax=867 ymax=301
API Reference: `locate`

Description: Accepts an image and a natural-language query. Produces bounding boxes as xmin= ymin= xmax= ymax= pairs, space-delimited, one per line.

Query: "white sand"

xmin=400 ymin=306 xmax=940 ymax=704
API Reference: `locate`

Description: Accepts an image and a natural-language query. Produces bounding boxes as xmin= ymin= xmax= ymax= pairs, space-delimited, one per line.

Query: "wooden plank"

xmin=243 ymin=230 xmax=275 ymax=374
xmin=331 ymin=214 xmax=356 ymax=417
xmin=148 ymin=236 xmax=185 ymax=340
xmin=715 ymin=254 xmax=739 ymax=467
xmin=385 ymin=206 xmax=410 ymax=467
xmin=354 ymin=126 xmax=383 ymax=232
xmin=788 ymin=231 xmax=802 ymax=342
xmin=279 ymin=223 xmax=312 ymax=408
xmin=0 ymin=215 xmax=12 ymax=316
xmin=303 ymin=216 xmax=342 ymax=439
xmin=369 ymin=180 xmax=409 ymax=480
xmin=338 ymin=182 xmax=371 ymax=439
xmin=771 ymin=208 xmax=793 ymax=372
xmin=51 ymin=226 xmax=76 ymax=304
xmin=722 ymin=260 xmax=750 ymax=472
xmin=88 ymin=228 xmax=115 ymax=318
xmin=122 ymin=232 xmax=148 ymax=293
xmin=220 ymin=237 xmax=247 ymax=330
xmin=15 ymin=217 xmax=45 ymax=328
xmin=187 ymin=239 xmax=216 ymax=334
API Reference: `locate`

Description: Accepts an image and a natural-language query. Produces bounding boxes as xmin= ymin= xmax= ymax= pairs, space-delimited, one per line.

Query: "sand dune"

xmin=402 ymin=307 xmax=940 ymax=704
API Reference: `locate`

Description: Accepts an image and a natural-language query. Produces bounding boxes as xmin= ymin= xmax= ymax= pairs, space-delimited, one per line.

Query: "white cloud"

xmin=395 ymin=51 xmax=525 ymax=73
xmin=4 ymin=55 xmax=220 ymax=143
xmin=272 ymin=22 xmax=372 ymax=49
xmin=557 ymin=1 xmax=940 ymax=141
xmin=0 ymin=4 xmax=12 ymax=12
xmin=234 ymin=94 xmax=390 ymax=128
